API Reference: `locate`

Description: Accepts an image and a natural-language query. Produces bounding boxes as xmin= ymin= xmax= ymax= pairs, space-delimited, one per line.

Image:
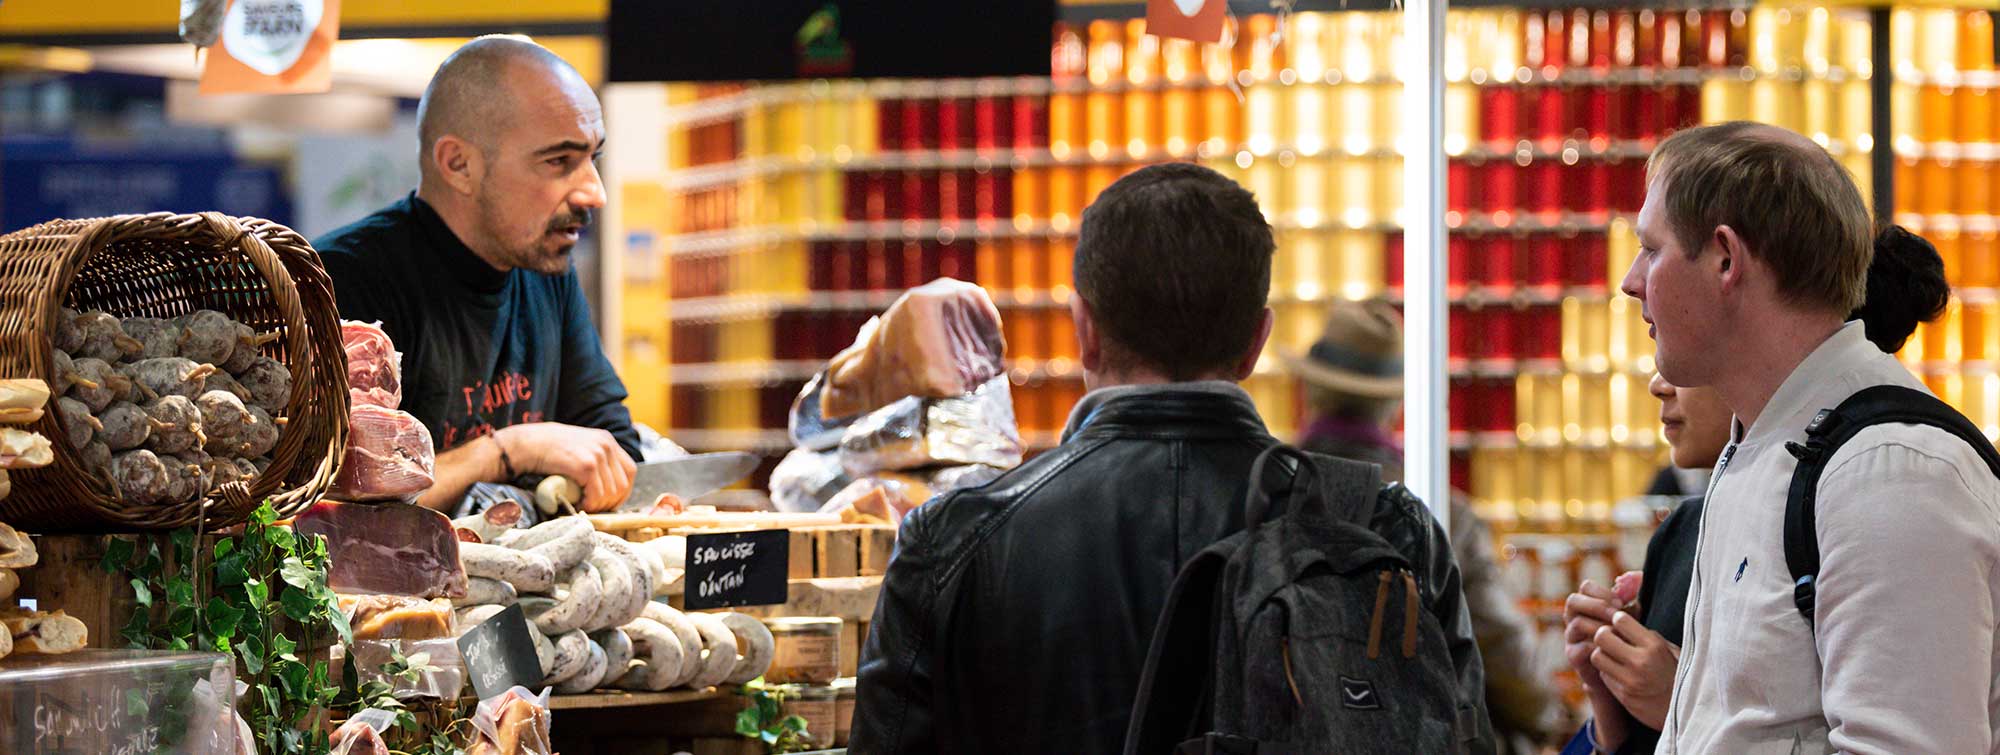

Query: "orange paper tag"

xmin=1146 ymin=0 xmax=1226 ymax=44
xmin=199 ymin=0 xmax=341 ymax=95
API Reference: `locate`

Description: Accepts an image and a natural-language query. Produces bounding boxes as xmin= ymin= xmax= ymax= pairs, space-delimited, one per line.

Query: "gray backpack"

xmin=1123 ymin=445 xmax=1470 ymax=754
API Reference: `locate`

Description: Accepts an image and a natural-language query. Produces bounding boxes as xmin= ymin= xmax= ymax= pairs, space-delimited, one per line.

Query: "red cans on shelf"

xmin=1481 ymin=88 xmax=1521 ymax=148
xmin=1482 ymin=236 xmax=1521 ymax=290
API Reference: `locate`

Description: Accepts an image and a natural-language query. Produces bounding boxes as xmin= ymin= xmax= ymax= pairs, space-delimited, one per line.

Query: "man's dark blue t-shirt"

xmin=313 ymin=193 xmax=641 ymax=462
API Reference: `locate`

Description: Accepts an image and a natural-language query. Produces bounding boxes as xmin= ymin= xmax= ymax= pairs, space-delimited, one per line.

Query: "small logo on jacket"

xmin=1735 ymin=557 xmax=1749 ymax=583
xmin=1339 ymin=676 xmax=1380 ymax=710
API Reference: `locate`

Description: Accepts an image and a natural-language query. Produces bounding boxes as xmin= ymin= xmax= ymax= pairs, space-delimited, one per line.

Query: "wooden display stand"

xmin=536 ymin=516 xmax=885 ymax=751
xmin=15 ymin=533 xmax=171 ymax=649
xmin=596 ymin=514 xmax=892 ymax=680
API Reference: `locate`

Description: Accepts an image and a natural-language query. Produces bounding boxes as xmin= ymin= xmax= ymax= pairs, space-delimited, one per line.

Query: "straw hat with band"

xmin=1280 ymin=298 xmax=1405 ymax=399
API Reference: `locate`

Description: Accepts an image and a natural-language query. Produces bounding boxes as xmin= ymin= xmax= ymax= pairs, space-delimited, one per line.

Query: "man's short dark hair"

xmin=1073 ymin=163 xmax=1275 ymax=380
xmin=1647 ymin=121 xmax=1872 ymax=314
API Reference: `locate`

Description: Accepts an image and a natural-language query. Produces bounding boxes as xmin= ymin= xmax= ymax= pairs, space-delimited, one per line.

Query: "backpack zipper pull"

xmin=1280 ymin=636 xmax=1305 ymax=709
xmin=1367 ymin=570 xmax=1391 ymax=660
xmin=1401 ymin=569 xmax=1421 ymax=659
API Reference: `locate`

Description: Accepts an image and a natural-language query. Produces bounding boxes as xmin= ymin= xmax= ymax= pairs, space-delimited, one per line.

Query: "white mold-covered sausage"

xmin=554 ymin=637 xmax=609 ymax=694
xmin=615 ymin=618 xmax=686 ymax=692
xmin=682 ymin=612 xmax=740 ymax=690
xmin=529 ymin=623 xmax=556 ymax=677
xmin=497 ymin=515 xmax=592 ymax=551
xmin=452 ymin=577 xmax=517 ymax=608
xmin=589 ymin=534 xmax=656 ymax=627
xmin=525 ymin=519 xmax=596 ymax=574
xmin=583 ymin=547 xmax=638 ymax=632
xmin=717 ymin=613 xmax=776 ymax=685
xmin=592 ymin=628 xmax=634 ymax=686
xmin=455 ymin=604 xmax=506 ymax=628
xmin=639 ymin=602 xmax=707 ymax=688
xmin=524 ymin=563 xmax=601 ymax=636
xmin=459 ymin=542 xmax=555 ymax=593
xmin=452 ymin=501 xmax=523 ymax=543
xmin=541 ymin=629 xmax=592 ymax=686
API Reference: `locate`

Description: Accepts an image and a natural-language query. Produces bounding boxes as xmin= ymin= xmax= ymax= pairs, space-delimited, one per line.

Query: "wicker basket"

xmin=0 ymin=212 xmax=349 ymax=532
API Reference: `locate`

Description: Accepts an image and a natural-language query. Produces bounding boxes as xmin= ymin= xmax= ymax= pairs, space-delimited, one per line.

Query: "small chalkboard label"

xmin=455 ymin=604 xmax=543 ymax=700
xmin=685 ymin=529 xmax=790 ymax=610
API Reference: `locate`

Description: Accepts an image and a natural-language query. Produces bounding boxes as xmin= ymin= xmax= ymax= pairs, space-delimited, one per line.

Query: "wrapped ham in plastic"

xmin=337 ymin=594 xmax=456 ymax=641
xmin=330 ymin=708 xmax=396 ymax=755
xmin=331 ymin=404 xmax=435 ymax=501
xmin=821 ymin=278 xmax=1007 ymax=418
xmin=838 ymin=376 xmax=1023 ymax=476
xmin=470 ymin=687 xmax=553 ymax=755
xmin=768 ymin=446 xmax=847 ymax=513
xmin=294 ymin=500 xmax=468 ymax=599
xmin=342 ymin=321 xmax=402 ymax=409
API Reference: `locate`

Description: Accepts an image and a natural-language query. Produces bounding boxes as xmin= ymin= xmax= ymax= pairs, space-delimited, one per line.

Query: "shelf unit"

xmin=606 ymin=5 xmax=2000 ymax=535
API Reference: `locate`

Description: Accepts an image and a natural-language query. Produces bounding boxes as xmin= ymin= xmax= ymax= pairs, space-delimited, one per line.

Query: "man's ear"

xmin=1713 ymin=224 xmax=1747 ymax=291
xmin=432 ymin=134 xmax=484 ymax=196
xmin=1231 ymin=307 xmax=1275 ymax=381
xmin=1070 ymin=296 xmax=1100 ymax=373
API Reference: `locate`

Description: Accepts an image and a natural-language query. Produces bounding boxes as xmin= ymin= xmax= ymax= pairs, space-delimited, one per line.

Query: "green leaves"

xmin=278 ymin=556 xmax=316 ymax=591
xmin=238 ymin=633 xmax=266 ymax=676
xmin=100 ymin=537 xmax=135 ymax=573
xmin=105 ymin=501 xmax=351 ymax=755
xmin=735 ymin=683 xmax=819 ymax=753
xmin=205 ymin=596 xmax=245 ymax=639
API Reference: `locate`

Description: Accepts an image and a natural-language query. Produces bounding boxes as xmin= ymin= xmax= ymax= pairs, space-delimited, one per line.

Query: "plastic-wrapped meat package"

xmin=768 ymin=446 xmax=848 ymax=513
xmin=331 ymin=404 xmax=435 ymax=501
xmin=821 ymin=278 xmax=1007 ymax=418
xmin=337 ymin=594 xmax=456 ymax=641
xmin=294 ymin=500 xmax=469 ymax=599
xmin=928 ymin=463 xmax=1007 ymax=495
xmin=817 ymin=464 xmax=1006 ymax=524
xmin=330 ymin=708 xmax=397 ymax=755
xmin=470 ymin=686 xmax=552 ymax=755
xmin=818 ymin=477 xmax=918 ymax=525
xmin=342 ymin=321 xmax=402 ymax=409
xmin=838 ymin=376 xmax=1023 ymax=477
xmin=335 ymin=637 xmax=466 ymax=701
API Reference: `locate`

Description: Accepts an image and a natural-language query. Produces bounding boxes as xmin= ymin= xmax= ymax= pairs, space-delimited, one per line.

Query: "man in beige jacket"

xmin=1619 ymin=120 xmax=2000 ymax=753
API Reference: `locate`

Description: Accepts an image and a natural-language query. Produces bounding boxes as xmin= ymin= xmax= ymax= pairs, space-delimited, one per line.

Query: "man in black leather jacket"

xmin=849 ymin=163 xmax=1491 ymax=753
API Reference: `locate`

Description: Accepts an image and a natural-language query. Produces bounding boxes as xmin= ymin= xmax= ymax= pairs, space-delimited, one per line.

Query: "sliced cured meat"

xmin=294 ymin=500 xmax=469 ymax=599
xmin=329 ymin=405 xmax=435 ymax=501
xmin=342 ymin=321 xmax=403 ymax=410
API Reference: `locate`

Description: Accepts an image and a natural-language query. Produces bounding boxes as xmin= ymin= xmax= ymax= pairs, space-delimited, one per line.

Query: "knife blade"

xmin=619 ymin=452 xmax=762 ymax=512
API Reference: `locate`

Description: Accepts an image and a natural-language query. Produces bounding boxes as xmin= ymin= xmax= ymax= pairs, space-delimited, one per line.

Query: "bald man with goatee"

xmin=316 ymin=36 xmax=639 ymax=514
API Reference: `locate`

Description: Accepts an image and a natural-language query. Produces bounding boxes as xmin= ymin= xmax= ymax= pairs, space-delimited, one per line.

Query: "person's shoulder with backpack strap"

xmin=1371 ymin=475 xmax=1496 ymax=748
xmin=1779 ymin=384 xmax=2000 ymax=752
xmin=1123 ymin=445 xmax=1494 ymax=755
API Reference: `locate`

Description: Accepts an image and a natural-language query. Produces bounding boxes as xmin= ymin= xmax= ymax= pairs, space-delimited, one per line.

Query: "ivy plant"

xmin=104 ymin=501 xmax=351 ymax=755
xmin=735 ymin=681 xmax=817 ymax=754
xmin=336 ymin=645 xmax=472 ymax=755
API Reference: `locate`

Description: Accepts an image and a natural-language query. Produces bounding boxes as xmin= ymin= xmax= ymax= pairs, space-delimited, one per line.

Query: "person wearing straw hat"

xmin=1285 ymin=298 xmax=1559 ymax=755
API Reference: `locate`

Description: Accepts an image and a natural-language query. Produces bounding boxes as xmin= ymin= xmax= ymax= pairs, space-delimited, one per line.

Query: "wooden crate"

xmin=14 ymin=533 xmax=182 ymax=649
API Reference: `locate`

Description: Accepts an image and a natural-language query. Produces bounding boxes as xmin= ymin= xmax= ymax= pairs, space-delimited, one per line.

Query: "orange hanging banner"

xmin=1146 ymin=0 xmax=1225 ymax=44
xmin=199 ymin=0 xmax=341 ymax=95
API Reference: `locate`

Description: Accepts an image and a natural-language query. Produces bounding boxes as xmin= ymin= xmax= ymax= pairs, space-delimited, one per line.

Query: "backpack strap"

xmin=1123 ymin=549 xmax=1230 ymax=755
xmin=1243 ymin=444 xmax=1384 ymax=532
xmin=1784 ymin=385 xmax=2000 ymax=629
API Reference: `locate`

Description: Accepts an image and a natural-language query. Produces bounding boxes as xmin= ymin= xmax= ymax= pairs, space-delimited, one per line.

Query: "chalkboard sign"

xmin=456 ymin=605 xmax=543 ymax=700
xmin=685 ymin=529 xmax=791 ymax=610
